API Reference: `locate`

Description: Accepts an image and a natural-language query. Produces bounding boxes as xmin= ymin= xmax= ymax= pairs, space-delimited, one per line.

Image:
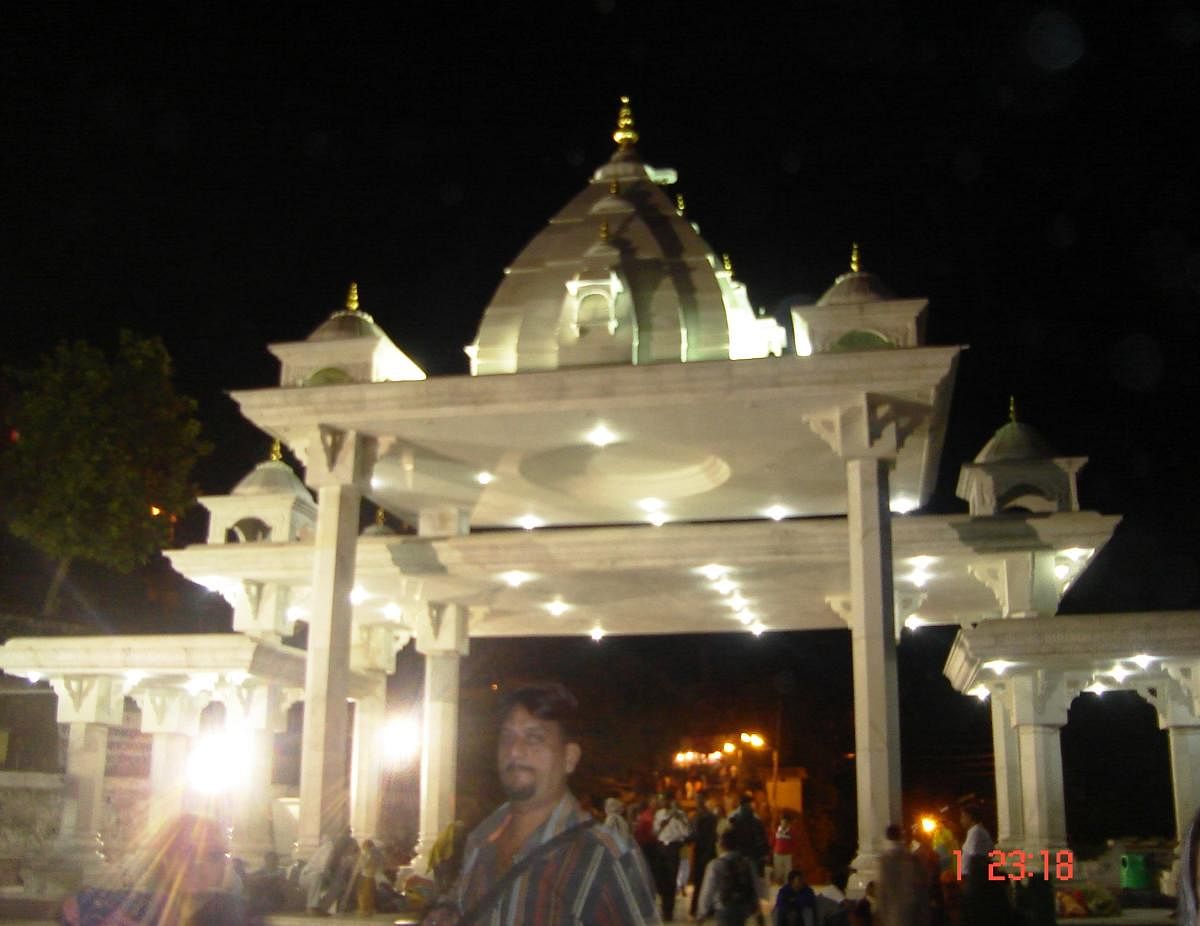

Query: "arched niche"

xmin=304 ymin=367 xmax=353 ymax=386
xmin=226 ymin=517 xmax=271 ymax=543
xmin=829 ymin=329 xmax=895 ymax=352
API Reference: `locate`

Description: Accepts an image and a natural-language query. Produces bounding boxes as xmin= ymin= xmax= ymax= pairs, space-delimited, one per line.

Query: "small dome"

xmin=232 ymin=459 xmax=312 ymax=500
xmin=307 ymin=282 xmax=385 ymax=342
xmin=308 ymin=309 xmax=385 ymax=342
xmin=974 ymin=421 xmax=1057 ymax=463
xmin=816 ymin=271 xmax=895 ymax=306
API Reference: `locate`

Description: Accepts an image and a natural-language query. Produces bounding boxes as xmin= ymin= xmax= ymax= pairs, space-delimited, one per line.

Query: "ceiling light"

xmin=890 ymin=495 xmax=919 ymax=514
xmin=907 ymin=570 xmax=930 ymax=588
xmin=1085 ymin=680 xmax=1107 ymax=695
xmin=585 ymin=424 xmax=617 ymax=447
xmin=476 ymin=471 xmax=495 ymax=485
xmin=736 ymin=609 xmax=755 ymax=624
xmin=638 ymin=497 xmax=664 ymax=512
xmin=904 ymin=615 xmax=928 ymax=631
xmin=500 ymin=570 xmax=533 ymax=588
xmin=909 ymin=556 xmax=937 ymax=569
xmin=1107 ymin=665 xmax=1132 ymax=683
xmin=590 ymin=626 xmax=605 ymax=642
xmin=967 ymin=685 xmax=990 ymax=701
xmin=1054 ymin=563 xmax=1070 ymax=580
xmin=350 ymin=586 xmax=369 ymax=605
xmin=648 ymin=512 xmax=667 ymax=527
xmin=696 ymin=564 xmax=728 ymax=580
xmin=1131 ymin=654 xmax=1156 ymax=669
xmin=750 ymin=622 xmax=766 ymax=636
xmin=727 ymin=594 xmax=748 ymax=611
xmin=382 ymin=602 xmax=403 ymax=620
xmin=1061 ymin=547 xmax=1091 ymax=562
xmin=763 ymin=505 xmax=788 ymax=521
xmin=982 ymin=659 xmax=1016 ymax=675
xmin=712 ymin=578 xmax=736 ymax=595
xmin=286 ymin=605 xmax=308 ymax=622
xmin=517 ymin=514 xmax=544 ymax=530
xmin=545 ymin=599 xmax=569 ymax=617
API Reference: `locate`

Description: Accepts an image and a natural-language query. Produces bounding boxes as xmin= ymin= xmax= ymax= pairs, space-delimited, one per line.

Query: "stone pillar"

xmin=987 ymin=682 xmax=1025 ymax=848
xmin=136 ymin=686 xmax=204 ymax=840
xmin=412 ymin=603 xmax=469 ymax=874
xmin=223 ymin=682 xmax=286 ymax=866
xmin=295 ymin=428 xmax=372 ymax=857
xmin=1151 ymin=670 xmax=1200 ymax=874
xmin=1166 ymin=725 xmax=1200 ymax=845
xmin=49 ymin=675 xmax=125 ymax=888
xmin=147 ymin=733 xmax=191 ymax=836
xmin=350 ymin=681 xmax=387 ymax=841
xmin=845 ymin=457 xmax=902 ymax=893
xmin=1010 ymin=673 xmax=1068 ymax=853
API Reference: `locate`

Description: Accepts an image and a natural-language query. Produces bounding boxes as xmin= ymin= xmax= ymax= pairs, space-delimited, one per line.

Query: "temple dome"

xmin=816 ymin=270 xmax=895 ymax=306
xmin=974 ymin=420 xmax=1057 ymax=463
xmin=232 ymin=457 xmax=312 ymax=501
xmin=307 ymin=282 xmax=385 ymax=342
xmin=467 ymin=98 xmax=782 ymax=375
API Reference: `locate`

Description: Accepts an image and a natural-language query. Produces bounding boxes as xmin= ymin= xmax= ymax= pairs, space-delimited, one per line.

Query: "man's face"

xmin=497 ymin=704 xmax=580 ymax=806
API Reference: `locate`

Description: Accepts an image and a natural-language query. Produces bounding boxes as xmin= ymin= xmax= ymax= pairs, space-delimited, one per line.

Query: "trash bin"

xmin=1120 ymin=853 xmax=1150 ymax=890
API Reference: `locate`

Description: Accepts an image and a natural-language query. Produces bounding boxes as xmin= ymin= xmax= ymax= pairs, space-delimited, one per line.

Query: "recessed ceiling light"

xmin=517 ymin=514 xmax=544 ymax=530
xmin=967 ymin=685 xmax=990 ymax=701
xmin=1084 ymin=680 xmax=1107 ymax=695
xmin=764 ymin=505 xmax=787 ymax=521
xmin=1131 ymin=654 xmax=1156 ymax=669
xmin=713 ymin=578 xmax=736 ymax=595
xmin=585 ymin=424 xmax=617 ymax=447
xmin=648 ymin=512 xmax=667 ymax=527
xmin=476 ymin=471 xmax=495 ymax=485
xmin=890 ymin=495 xmax=919 ymax=514
xmin=736 ymin=610 xmax=755 ymax=625
xmin=1107 ymin=665 xmax=1132 ymax=683
xmin=638 ymin=497 xmax=664 ymax=512
xmin=383 ymin=602 xmax=403 ymax=620
xmin=727 ymin=594 xmax=748 ymax=611
xmin=696 ymin=564 xmax=728 ymax=580
xmin=350 ymin=586 xmax=369 ymax=605
xmin=500 ymin=570 xmax=533 ymax=588
xmin=1054 ymin=563 xmax=1070 ymax=580
xmin=590 ymin=626 xmax=605 ymax=642
xmin=545 ymin=599 xmax=569 ymax=617
xmin=750 ymin=622 xmax=766 ymax=636
xmin=904 ymin=615 xmax=928 ymax=631
xmin=286 ymin=605 xmax=308 ymax=622
xmin=982 ymin=659 xmax=1016 ymax=675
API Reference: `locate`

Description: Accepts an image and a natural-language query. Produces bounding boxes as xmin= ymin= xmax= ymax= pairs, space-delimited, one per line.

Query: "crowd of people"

xmin=54 ymin=680 xmax=1200 ymax=925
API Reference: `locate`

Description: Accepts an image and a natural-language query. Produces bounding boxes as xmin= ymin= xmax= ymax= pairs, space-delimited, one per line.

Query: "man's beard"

xmin=501 ymin=765 xmax=536 ymax=801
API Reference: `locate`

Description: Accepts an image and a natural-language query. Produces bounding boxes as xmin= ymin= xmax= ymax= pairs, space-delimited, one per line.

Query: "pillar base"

xmin=847 ymin=849 xmax=881 ymax=898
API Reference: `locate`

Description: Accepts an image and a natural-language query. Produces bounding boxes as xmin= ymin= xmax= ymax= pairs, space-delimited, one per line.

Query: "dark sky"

xmin=3 ymin=2 xmax=1197 ymax=840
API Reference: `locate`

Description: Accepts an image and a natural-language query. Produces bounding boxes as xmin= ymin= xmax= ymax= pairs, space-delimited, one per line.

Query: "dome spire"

xmin=613 ymin=95 xmax=639 ymax=148
xmin=1009 ymin=395 xmax=1018 ymax=423
xmin=345 ymin=281 xmax=360 ymax=313
xmin=269 ymin=440 xmax=282 ymax=462
xmin=850 ymin=242 xmax=861 ymax=273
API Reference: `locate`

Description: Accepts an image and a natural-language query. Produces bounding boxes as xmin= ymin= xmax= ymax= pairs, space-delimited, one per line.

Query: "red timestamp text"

xmin=952 ymin=849 xmax=1075 ymax=881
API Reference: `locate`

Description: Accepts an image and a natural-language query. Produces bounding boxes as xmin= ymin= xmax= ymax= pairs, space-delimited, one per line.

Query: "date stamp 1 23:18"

xmin=953 ymin=849 xmax=1075 ymax=881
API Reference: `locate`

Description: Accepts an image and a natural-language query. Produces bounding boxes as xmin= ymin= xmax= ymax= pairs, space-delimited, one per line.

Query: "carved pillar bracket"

xmin=294 ymin=426 xmax=378 ymax=490
xmin=967 ymin=554 xmax=1061 ymax=619
xmin=803 ymin=394 xmax=928 ymax=460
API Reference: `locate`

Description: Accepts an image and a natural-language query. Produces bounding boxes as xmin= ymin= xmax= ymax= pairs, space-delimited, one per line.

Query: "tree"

xmin=0 ymin=331 xmax=210 ymax=616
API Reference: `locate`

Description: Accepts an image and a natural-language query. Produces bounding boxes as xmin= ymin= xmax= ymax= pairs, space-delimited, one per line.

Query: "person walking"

xmin=697 ymin=830 xmax=760 ymax=926
xmin=690 ymin=792 xmax=721 ymax=919
xmin=654 ymin=789 xmax=691 ymax=922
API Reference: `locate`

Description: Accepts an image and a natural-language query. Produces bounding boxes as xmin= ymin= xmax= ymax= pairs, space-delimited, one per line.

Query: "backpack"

xmin=716 ymin=853 xmax=756 ymax=911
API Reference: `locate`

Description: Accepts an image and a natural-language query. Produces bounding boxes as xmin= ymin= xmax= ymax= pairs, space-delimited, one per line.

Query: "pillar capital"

xmin=351 ymin=624 xmax=412 ymax=673
xmin=804 ymin=394 xmax=926 ymax=460
xmin=967 ymin=553 xmax=1061 ymax=619
xmin=1006 ymin=670 xmax=1070 ymax=728
xmin=415 ymin=602 xmax=469 ymax=657
xmin=51 ymin=675 xmax=125 ymax=725
xmin=294 ymin=426 xmax=377 ymax=489
xmin=134 ymin=686 xmax=205 ymax=736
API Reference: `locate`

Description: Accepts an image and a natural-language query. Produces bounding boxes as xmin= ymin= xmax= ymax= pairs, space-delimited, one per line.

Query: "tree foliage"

xmin=0 ymin=332 xmax=210 ymax=614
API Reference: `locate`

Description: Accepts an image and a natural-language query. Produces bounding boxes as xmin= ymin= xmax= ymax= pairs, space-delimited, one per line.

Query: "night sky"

xmin=3 ymin=2 xmax=1197 ymax=847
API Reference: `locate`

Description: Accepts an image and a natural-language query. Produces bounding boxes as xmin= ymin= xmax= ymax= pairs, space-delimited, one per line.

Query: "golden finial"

xmin=675 ymin=193 xmax=686 ymax=216
xmin=722 ymin=253 xmax=733 ymax=272
xmin=613 ymin=95 xmax=639 ymax=148
xmin=850 ymin=243 xmax=861 ymax=273
xmin=599 ymin=219 xmax=610 ymax=242
xmin=269 ymin=440 xmax=282 ymax=462
xmin=1009 ymin=396 xmax=1017 ymax=423
xmin=375 ymin=507 xmax=387 ymax=527
xmin=345 ymin=281 xmax=360 ymax=312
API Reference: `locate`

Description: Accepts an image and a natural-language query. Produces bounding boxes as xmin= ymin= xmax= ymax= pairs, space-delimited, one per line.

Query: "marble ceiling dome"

xmin=467 ymin=98 xmax=782 ymax=375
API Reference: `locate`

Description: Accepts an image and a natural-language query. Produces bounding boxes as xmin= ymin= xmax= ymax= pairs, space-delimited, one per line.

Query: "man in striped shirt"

xmin=427 ymin=682 xmax=661 ymax=925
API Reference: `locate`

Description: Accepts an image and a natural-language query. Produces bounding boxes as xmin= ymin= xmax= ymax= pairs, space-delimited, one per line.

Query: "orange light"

xmin=723 ymin=742 xmax=735 ymax=754
xmin=921 ymin=816 xmax=937 ymax=834
xmin=149 ymin=505 xmax=163 ymax=516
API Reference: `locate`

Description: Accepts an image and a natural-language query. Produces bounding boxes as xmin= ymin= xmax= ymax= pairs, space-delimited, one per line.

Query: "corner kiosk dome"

xmin=956 ymin=403 xmax=1086 ymax=515
xmin=467 ymin=97 xmax=784 ymax=375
